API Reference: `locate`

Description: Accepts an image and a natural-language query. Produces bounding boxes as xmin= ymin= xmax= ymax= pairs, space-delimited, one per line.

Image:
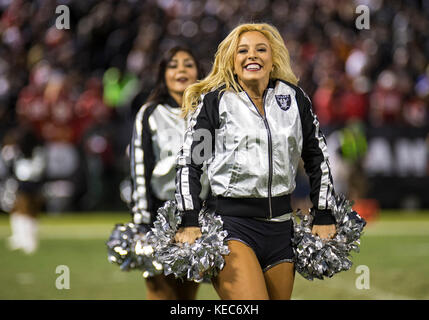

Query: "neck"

xmin=238 ymin=79 xmax=268 ymax=99
xmin=169 ymin=91 xmax=183 ymax=107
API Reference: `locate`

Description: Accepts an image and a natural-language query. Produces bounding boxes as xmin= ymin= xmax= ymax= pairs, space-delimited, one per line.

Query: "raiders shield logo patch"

xmin=275 ymin=94 xmax=291 ymax=111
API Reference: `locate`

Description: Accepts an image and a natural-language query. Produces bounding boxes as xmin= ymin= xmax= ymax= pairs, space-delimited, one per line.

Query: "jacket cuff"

xmin=180 ymin=209 xmax=200 ymax=227
xmin=313 ymin=209 xmax=336 ymax=225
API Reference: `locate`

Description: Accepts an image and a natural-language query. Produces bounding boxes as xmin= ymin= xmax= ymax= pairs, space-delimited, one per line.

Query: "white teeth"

xmin=245 ymin=64 xmax=261 ymax=70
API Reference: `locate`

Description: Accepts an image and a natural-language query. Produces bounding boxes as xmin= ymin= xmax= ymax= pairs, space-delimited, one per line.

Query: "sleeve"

xmin=175 ymin=93 xmax=220 ymax=227
xmin=297 ymin=87 xmax=336 ymax=225
xmin=129 ymin=104 xmax=157 ymax=224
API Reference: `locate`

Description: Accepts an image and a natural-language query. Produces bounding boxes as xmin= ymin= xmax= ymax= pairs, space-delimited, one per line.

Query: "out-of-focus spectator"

xmin=337 ymin=77 xmax=369 ymax=123
xmin=403 ymin=96 xmax=427 ymax=127
xmin=1 ymin=125 xmax=46 ymax=254
xmin=369 ymin=70 xmax=403 ymax=126
xmin=312 ymin=77 xmax=337 ymax=127
xmin=75 ymin=76 xmax=112 ymax=142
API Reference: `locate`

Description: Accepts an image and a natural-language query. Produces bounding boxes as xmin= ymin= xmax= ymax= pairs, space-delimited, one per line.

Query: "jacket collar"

xmin=163 ymin=94 xmax=181 ymax=108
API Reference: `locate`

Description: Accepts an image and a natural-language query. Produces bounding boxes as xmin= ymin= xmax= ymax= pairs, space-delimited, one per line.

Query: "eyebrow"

xmin=237 ymin=43 xmax=269 ymax=48
xmin=169 ymin=58 xmax=194 ymax=62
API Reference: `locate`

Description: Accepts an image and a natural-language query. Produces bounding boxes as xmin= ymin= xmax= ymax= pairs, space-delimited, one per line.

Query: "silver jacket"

xmin=130 ymin=95 xmax=209 ymax=224
xmin=175 ymin=79 xmax=335 ymax=227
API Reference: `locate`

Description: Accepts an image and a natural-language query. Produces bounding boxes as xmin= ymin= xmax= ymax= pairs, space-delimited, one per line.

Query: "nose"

xmin=248 ymin=48 xmax=257 ymax=60
xmin=177 ymin=62 xmax=186 ymax=72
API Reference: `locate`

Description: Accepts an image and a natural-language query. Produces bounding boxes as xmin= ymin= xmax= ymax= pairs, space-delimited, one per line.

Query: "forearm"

xmin=130 ymin=105 xmax=155 ymax=224
xmin=175 ymin=95 xmax=218 ymax=227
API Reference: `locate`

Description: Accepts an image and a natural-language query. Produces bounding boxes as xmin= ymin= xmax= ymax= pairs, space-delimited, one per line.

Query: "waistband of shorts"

xmin=253 ymin=212 xmax=292 ymax=222
xmin=206 ymin=194 xmax=292 ymax=219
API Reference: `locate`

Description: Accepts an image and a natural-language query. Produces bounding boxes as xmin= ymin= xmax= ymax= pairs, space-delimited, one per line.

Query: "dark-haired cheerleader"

xmin=129 ymin=46 xmax=208 ymax=300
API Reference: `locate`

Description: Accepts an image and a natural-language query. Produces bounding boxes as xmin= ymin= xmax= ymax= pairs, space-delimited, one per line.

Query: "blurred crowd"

xmin=0 ymin=0 xmax=428 ymax=213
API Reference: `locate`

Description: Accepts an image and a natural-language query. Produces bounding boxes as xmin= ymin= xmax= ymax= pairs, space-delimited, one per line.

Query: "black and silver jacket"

xmin=175 ymin=79 xmax=336 ymax=227
xmin=130 ymin=95 xmax=209 ymax=225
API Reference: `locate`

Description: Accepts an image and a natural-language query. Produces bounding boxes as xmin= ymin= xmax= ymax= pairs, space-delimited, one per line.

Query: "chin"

xmin=240 ymin=76 xmax=265 ymax=84
xmin=173 ymin=85 xmax=188 ymax=92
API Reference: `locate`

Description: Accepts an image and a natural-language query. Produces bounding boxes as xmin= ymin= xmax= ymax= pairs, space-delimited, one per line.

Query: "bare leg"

xmin=8 ymin=193 xmax=40 ymax=254
xmin=264 ymin=262 xmax=295 ymax=300
xmin=146 ymin=274 xmax=199 ymax=300
xmin=212 ymin=240 xmax=269 ymax=300
xmin=175 ymin=279 xmax=200 ymax=300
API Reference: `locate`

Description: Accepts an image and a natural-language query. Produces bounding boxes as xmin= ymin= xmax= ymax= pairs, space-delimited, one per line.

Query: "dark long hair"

xmin=146 ymin=46 xmax=204 ymax=105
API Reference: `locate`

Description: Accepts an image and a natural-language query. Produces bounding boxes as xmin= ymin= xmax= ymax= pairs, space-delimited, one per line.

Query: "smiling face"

xmin=234 ymin=31 xmax=273 ymax=90
xmin=165 ymin=50 xmax=198 ymax=103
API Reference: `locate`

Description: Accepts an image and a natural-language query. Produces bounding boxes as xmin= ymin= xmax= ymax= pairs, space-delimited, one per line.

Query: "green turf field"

xmin=0 ymin=211 xmax=428 ymax=300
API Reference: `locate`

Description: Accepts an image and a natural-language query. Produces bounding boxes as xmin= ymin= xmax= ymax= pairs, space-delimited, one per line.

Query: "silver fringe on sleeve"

xmin=292 ymin=194 xmax=367 ymax=280
xmin=106 ymin=222 xmax=163 ymax=278
xmin=146 ymin=200 xmax=230 ymax=283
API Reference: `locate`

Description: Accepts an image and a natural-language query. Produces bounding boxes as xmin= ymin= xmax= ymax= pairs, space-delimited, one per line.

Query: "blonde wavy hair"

xmin=182 ymin=23 xmax=299 ymax=116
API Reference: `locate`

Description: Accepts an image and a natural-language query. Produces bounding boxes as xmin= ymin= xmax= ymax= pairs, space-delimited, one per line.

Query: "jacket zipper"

xmin=244 ymin=90 xmax=273 ymax=219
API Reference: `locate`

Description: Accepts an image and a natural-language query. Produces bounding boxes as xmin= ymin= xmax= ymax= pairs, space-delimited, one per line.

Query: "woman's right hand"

xmin=174 ymin=227 xmax=202 ymax=245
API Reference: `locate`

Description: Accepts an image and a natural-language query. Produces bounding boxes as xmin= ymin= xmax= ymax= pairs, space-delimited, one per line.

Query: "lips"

xmin=176 ymin=77 xmax=189 ymax=83
xmin=244 ymin=63 xmax=262 ymax=71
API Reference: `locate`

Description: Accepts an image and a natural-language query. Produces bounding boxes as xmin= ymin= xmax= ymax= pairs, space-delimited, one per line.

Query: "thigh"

xmin=212 ymin=240 xmax=269 ymax=300
xmin=13 ymin=192 xmax=41 ymax=217
xmin=175 ymin=279 xmax=199 ymax=300
xmin=146 ymin=274 xmax=199 ymax=300
xmin=13 ymin=193 xmax=29 ymax=214
xmin=264 ymin=262 xmax=295 ymax=300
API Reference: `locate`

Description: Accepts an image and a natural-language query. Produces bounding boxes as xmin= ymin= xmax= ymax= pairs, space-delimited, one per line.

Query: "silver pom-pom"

xmin=106 ymin=222 xmax=163 ymax=278
xmin=292 ymin=194 xmax=366 ymax=280
xmin=147 ymin=201 xmax=230 ymax=283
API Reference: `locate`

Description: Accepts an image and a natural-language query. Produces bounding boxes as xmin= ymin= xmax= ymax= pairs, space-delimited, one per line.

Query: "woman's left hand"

xmin=312 ymin=224 xmax=336 ymax=240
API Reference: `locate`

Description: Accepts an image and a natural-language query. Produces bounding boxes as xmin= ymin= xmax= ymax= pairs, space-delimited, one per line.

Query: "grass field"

xmin=0 ymin=210 xmax=428 ymax=300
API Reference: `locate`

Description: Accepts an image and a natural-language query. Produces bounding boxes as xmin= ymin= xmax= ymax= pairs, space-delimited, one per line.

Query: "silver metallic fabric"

xmin=131 ymin=103 xmax=209 ymax=220
xmin=147 ymin=200 xmax=230 ymax=282
xmin=131 ymin=103 xmax=185 ymax=218
xmin=106 ymin=222 xmax=163 ymax=278
xmin=292 ymin=194 xmax=366 ymax=280
xmin=176 ymin=81 xmax=334 ymax=215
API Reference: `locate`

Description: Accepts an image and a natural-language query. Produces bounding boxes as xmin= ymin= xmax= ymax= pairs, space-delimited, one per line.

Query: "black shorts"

xmin=222 ymin=215 xmax=294 ymax=272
